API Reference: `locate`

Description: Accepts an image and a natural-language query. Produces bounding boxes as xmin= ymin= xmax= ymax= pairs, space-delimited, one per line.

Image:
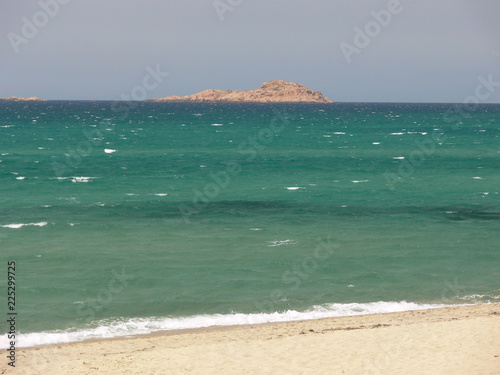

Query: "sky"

xmin=1 ymin=0 xmax=500 ymax=102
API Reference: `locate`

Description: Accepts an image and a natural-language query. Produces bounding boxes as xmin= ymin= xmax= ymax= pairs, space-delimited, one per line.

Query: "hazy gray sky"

xmin=2 ymin=0 xmax=499 ymax=102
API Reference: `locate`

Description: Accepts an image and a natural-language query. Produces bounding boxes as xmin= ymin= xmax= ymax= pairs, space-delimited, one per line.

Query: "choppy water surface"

xmin=1 ymin=101 xmax=499 ymax=346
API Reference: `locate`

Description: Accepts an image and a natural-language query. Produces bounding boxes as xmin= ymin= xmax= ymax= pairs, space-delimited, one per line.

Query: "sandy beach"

xmin=3 ymin=303 xmax=499 ymax=375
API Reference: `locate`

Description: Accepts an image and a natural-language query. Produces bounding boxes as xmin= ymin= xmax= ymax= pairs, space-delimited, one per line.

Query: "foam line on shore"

xmin=5 ymin=300 xmax=459 ymax=348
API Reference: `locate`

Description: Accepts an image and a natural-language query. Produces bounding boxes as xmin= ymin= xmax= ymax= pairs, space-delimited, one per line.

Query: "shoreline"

xmin=7 ymin=301 xmax=467 ymax=350
xmin=6 ymin=303 xmax=500 ymax=374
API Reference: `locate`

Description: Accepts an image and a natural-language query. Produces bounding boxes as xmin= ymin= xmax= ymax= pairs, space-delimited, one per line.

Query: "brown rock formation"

xmin=147 ymin=80 xmax=333 ymax=103
xmin=1 ymin=96 xmax=46 ymax=101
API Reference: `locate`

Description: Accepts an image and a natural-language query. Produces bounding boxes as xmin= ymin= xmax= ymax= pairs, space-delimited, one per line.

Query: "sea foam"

xmin=3 ymin=301 xmax=457 ymax=348
xmin=1 ymin=222 xmax=48 ymax=229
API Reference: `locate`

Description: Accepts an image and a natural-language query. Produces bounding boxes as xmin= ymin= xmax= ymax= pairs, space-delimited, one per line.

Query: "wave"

xmin=268 ymin=239 xmax=298 ymax=247
xmin=0 ymin=222 xmax=48 ymax=229
xmin=51 ymin=176 xmax=98 ymax=183
xmin=4 ymin=300 xmax=461 ymax=348
xmin=454 ymin=291 xmax=500 ymax=303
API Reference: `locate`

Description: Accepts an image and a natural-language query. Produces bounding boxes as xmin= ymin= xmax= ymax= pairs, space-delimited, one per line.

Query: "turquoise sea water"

xmin=0 ymin=101 xmax=499 ymax=346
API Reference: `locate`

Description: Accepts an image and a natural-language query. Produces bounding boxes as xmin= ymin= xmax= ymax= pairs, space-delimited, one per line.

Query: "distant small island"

xmin=0 ymin=96 xmax=46 ymax=102
xmin=147 ymin=80 xmax=333 ymax=103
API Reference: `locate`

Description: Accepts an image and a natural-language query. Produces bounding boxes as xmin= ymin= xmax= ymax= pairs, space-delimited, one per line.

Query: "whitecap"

xmin=285 ymin=187 xmax=304 ymax=191
xmin=154 ymin=193 xmax=168 ymax=196
xmin=71 ymin=177 xmax=97 ymax=183
xmin=472 ymin=177 xmax=483 ymax=180
xmin=333 ymin=132 xmax=345 ymax=135
xmin=16 ymin=176 xmax=25 ymax=180
xmin=268 ymin=239 xmax=298 ymax=247
xmin=390 ymin=132 xmax=404 ymax=135
xmin=1 ymin=222 xmax=48 ymax=229
xmin=392 ymin=156 xmax=405 ymax=160
xmin=372 ymin=142 xmax=381 ymax=145
xmin=104 ymin=149 xmax=117 ymax=153
xmin=352 ymin=180 xmax=369 ymax=183
xmin=211 ymin=123 xmax=224 ymax=126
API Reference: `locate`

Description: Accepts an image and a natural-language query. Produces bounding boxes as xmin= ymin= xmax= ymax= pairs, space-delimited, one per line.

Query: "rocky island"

xmin=0 ymin=96 xmax=46 ymax=101
xmin=147 ymin=80 xmax=333 ymax=103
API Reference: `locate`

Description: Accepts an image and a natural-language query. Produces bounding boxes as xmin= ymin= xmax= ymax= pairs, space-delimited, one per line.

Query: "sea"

xmin=0 ymin=101 xmax=499 ymax=348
